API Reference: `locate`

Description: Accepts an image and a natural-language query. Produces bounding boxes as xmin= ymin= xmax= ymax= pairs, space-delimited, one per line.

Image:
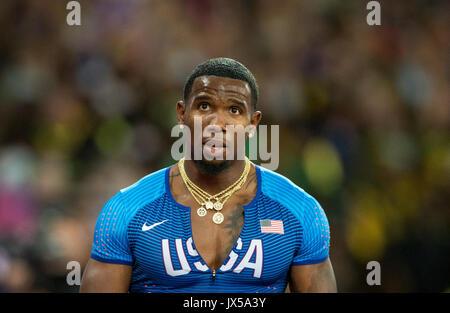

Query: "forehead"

xmin=190 ymin=75 xmax=251 ymax=100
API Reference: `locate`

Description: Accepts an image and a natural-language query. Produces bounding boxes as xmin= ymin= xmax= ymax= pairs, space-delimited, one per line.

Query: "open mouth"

xmin=202 ymin=139 xmax=227 ymax=148
xmin=202 ymin=139 xmax=228 ymax=156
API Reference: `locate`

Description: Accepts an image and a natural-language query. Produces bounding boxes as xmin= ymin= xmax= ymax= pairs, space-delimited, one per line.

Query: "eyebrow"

xmin=193 ymin=95 xmax=214 ymax=102
xmin=228 ymin=98 xmax=247 ymax=109
xmin=193 ymin=95 xmax=247 ymax=108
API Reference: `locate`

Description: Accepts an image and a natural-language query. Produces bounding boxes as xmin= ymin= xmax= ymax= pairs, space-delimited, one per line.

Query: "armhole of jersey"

xmin=291 ymin=256 xmax=328 ymax=266
xmin=91 ymin=254 xmax=133 ymax=266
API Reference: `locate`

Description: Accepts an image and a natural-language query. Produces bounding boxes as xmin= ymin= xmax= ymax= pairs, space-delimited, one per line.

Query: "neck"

xmin=183 ymin=159 xmax=247 ymax=194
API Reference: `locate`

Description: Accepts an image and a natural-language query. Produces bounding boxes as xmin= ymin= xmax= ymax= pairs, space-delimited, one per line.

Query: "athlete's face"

xmin=177 ymin=75 xmax=261 ymax=168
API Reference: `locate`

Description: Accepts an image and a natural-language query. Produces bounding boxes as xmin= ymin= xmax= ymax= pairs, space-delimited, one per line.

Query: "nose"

xmin=208 ymin=113 xmax=227 ymax=132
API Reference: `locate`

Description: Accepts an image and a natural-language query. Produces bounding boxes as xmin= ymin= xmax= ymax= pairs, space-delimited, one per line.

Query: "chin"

xmin=194 ymin=159 xmax=232 ymax=175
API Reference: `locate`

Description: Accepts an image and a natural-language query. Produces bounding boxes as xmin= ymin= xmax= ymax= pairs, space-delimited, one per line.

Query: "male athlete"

xmin=80 ymin=58 xmax=337 ymax=293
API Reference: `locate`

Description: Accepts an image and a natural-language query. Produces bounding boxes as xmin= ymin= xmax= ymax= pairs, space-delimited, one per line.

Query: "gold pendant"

xmin=213 ymin=201 xmax=223 ymax=211
xmin=212 ymin=212 xmax=224 ymax=224
xmin=197 ymin=207 xmax=207 ymax=217
xmin=205 ymin=201 xmax=214 ymax=210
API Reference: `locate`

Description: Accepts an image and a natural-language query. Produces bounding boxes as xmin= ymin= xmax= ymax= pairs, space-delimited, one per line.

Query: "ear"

xmin=249 ymin=110 xmax=262 ymax=138
xmin=250 ymin=110 xmax=262 ymax=128
xmin=176 ymin=100 xmax=186 ymax=125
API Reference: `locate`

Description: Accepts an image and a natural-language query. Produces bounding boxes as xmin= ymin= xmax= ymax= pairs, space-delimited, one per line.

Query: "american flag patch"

xmin=260 ymin=219 xmax=284 ymax=234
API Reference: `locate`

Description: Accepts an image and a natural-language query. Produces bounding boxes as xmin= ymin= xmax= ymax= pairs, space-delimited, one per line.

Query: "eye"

xmin=229 ymin=106 xmax=241 ymax=115
xmin=198 ymin=102 xmax=210 ymax=111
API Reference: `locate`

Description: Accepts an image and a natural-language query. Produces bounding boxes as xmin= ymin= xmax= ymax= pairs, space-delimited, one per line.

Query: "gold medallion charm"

xmin=197 ymin=207 xmax=207 ymax=217
xmin=212 ymin=212 xmax=224 ymax=224
xmin=205 ymin=201 xmax=214 ymax=210
xmin=213 ymin=201 xmax=223 ymax=211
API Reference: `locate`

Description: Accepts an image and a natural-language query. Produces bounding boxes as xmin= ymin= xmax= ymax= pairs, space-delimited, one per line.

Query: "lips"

xmin=202 ymin=139 xmax=228 ymax=148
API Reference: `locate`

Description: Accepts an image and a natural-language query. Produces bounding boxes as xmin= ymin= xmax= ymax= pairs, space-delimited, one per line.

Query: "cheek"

xmin=185 ymin=111 xmax=205 ymax=126
xmin=226 ymin=124 xmax=250 ymax=144
xmin=184 ymin=112 xmax=209 ymax=140
xmin=226 ymin=112 xmax=250 ymax=126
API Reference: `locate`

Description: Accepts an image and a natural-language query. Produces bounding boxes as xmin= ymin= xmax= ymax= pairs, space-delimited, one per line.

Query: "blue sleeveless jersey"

xmin=90 ymin=164 xmax=330 ymax=293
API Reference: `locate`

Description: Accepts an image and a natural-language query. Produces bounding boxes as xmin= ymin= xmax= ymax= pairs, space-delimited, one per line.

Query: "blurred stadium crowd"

xmin=0 ymin=0 xmax=448 ymax=292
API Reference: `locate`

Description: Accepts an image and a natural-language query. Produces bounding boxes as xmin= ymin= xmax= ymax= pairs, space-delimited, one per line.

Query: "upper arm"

xmin=81 ymin=192 xmax=134 ymax=292
xmin=289 ymin=257 xmax=337 ymax=293
xmin=90 ymin=192 xmax=133 ymax=266
xmin=80 ymin=258 xmax=132 ymax=293
xmin=292 ymin=194 xmax=330 ymax=265
xmin=289 ymin=191 xmax=335 ymax=292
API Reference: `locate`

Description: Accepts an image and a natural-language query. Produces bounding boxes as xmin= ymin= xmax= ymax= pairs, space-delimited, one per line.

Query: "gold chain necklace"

xmin=178 ymin=158 xmax=251 ymax=224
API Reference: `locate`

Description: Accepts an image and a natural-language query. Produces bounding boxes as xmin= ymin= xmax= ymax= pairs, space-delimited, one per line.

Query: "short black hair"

xmin=183 ymin=57 xmax=259 ymax=109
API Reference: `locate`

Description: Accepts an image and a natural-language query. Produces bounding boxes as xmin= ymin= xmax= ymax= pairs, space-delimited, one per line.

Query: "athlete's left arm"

xmin=289 ymin=258 xmax=337 ymax=292
xmin=287 ymin=190 xmax=337 ymax=292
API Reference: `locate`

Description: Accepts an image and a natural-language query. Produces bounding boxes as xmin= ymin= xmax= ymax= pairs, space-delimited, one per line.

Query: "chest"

xmin=170 ymin=167 xmax=258 ymax=271
xmin=127 ymin=194 xmax=299 ymax=288
xmin=189 ymin=196 xmax=246 ymax=270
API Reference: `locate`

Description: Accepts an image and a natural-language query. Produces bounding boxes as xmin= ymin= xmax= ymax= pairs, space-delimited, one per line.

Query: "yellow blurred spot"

xmin=33 ymin=123 xmax=76 ymax=154
xmin=302 ymin=138 xmax=343 ymax=196
xmin=94 ymin=117 xmax=133 ymax=156
xmin=424 ymin=144 xmax=450 ymax=187
xmin=346 ymin=205 xmax=386 ymax=262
